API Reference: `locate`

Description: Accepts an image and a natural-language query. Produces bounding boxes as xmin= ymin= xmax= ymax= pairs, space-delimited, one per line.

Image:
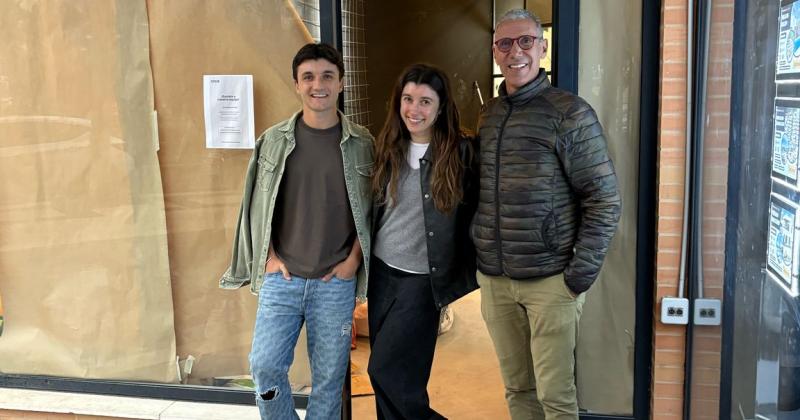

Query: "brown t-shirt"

xmin=271 ymin=116 xmax=356 ymax=278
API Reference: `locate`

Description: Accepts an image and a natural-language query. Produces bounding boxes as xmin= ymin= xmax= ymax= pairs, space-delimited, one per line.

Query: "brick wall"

xmin=654 ymin=1 xmax=691 ymax=418
xmin=689 ymin=0 xmax=733 ymax=419
xmin=653 ymin=0 xmax=734 ymax=418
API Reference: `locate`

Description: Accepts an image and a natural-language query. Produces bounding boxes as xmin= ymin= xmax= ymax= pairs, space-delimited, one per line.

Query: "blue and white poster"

xmin=772 ymin=103 xmax=800 ymax=185
xmin=771 ymin=2 xmax=800 ymax=298
xmin=777 ymin=1 xmax=800 ymax=76
xmin=767 ymin=193 xmax=799 ymax=293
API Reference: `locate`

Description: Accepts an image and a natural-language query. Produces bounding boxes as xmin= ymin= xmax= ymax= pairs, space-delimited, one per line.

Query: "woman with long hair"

xmin=367 ymin=63 xmax=479 ymax=419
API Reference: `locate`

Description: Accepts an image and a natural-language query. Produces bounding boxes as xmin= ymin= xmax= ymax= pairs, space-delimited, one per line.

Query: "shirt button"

xmin=428 ymin=231 xmax=434 ymax=237
xmin=424 ymin=193 xmax=430 ymax=199
xmin=431 ymin=266 xmax=438 ymax=272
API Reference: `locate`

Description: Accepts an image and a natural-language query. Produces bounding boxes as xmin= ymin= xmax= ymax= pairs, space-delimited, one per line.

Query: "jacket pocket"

xmin=355 ymin=162 xmax=374 ymax=198
xmin=355 ymin=162 xmax=374 ymax=177
xmin=256 ymin=155 xmax=278 ymax=191
xmin=541 ymin=210 xmax=557 ymax=252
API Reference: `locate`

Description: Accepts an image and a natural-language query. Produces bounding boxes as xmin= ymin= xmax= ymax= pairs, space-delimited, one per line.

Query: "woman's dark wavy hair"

xmin=371 ymin=63 xmax=469 ymax=214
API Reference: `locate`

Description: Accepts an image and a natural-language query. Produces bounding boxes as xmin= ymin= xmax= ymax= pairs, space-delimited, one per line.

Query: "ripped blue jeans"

xmin=249 ymin=272 xmax=356 ymax=420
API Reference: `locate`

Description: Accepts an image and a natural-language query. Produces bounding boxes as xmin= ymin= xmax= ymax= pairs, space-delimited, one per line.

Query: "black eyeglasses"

xmin=493 ymin=35 xmax=538 ymax=53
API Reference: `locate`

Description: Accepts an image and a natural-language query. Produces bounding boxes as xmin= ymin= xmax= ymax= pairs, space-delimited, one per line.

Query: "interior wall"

xmin=494 ymin=0 xmax=552 ymax=25
xmin=364 ymin=0 xmax=492 ymax=134
xmin=526 ymin=0 xmax=552 ymax=23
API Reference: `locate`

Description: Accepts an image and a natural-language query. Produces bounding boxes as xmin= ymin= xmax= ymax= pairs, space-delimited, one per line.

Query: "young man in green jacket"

xmin=220 ymin=43 xmax=374 ymax=420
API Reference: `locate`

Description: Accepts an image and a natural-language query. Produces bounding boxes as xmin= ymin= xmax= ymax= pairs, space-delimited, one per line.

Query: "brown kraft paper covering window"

xmin=146 ymin=0 xmax=313 ymax=384
xmin=0 ymin=1 xmax=178 ymax=382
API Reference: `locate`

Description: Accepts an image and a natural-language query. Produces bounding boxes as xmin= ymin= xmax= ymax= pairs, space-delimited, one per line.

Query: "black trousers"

xmin=367 ymin=258 xmax=446 ymax=420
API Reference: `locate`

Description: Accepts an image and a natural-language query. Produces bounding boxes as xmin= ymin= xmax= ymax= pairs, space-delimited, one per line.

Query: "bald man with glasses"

xmin=471 ymin=9 xmax=621 ymax=420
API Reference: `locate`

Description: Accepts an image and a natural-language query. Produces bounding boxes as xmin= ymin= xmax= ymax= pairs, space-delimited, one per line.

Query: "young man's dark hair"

xmin=291 ymin=42 xmax=345 ymax=81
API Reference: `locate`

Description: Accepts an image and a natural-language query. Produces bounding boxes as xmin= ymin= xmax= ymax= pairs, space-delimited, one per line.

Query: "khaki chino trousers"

xmin=478 ymin=271 xmax=585 ymax=420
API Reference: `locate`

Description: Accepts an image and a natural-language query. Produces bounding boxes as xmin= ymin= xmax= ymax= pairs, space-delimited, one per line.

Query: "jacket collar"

xmin=276 ymin=110 xmax=357 ymax=143
xmin=499 ymin=68 xmax=550 ymax=105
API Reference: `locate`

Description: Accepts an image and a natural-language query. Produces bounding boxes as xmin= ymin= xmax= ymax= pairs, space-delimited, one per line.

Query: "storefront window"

xmin=575 ymin=0 xmax=642 ymax=415
xmin=726 ymin=0 xmax=800 ymax=418
xmin=0 ymin=0 xmax=322 ymax=402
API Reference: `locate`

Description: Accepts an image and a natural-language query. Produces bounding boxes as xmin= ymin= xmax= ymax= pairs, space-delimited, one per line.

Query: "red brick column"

xmin=689 ymin=0 xmax=733 ymax=418
xmin=653 ymin=1 xmax=691 ymax=418
xmin=653 ymin=1 xmax=733 ymax=418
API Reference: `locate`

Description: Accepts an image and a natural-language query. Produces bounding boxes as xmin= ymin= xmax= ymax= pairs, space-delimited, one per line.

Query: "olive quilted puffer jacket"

xmin=472 ymin=70 xmax=621 ymax=294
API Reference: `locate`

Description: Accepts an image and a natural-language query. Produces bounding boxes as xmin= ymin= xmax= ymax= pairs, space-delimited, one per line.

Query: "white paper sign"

xmin=203 ymin=75 xmax=255 ymax=149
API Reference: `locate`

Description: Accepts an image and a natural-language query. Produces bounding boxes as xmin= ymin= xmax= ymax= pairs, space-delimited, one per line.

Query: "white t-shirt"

xmin=407 ymin=141 xmax=430 ymax=170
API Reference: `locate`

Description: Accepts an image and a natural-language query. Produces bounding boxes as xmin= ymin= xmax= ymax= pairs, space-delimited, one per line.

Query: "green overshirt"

xmin=219 ymin=111 xmax=374 ymax=300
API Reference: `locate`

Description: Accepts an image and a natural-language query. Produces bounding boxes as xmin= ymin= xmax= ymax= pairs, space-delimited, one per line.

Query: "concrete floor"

xmin=350 ymin=290 xmax=511 ymax=420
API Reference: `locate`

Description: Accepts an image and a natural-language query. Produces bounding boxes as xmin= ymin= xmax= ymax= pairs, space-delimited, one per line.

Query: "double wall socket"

xmin=693 ymin=298 xmax=722 ymax=326
xmin=661 ymin=297 xmax=690 ymax=325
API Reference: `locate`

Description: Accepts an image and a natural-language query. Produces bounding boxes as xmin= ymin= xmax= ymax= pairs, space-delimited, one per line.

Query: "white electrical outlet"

xmin=661 ymin=297 xmax=690 ymax=325
xmin=693 ymin=298 xmax=722 ymax=326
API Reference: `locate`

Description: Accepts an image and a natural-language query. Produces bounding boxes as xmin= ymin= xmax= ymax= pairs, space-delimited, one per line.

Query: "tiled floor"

xmin=350 ymin=290 xmax=510 ymax=420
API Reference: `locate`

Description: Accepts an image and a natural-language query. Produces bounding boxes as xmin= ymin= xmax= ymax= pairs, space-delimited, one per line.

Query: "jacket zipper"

xmin=495 ymin=103 xmax=513 ymax=273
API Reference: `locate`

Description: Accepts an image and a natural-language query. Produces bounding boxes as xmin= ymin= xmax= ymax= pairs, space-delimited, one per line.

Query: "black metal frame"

xmin=319 ymin=0 xmax=342 ymax=50
xmin=0 ymin=374 xmax=307 ymax=408
xmin=552 ymin=0 xmax=579 ymax=93
xmin=718 ymin=0 xmax=754 ymax=417
xmin=718 ymin=0 xmax=746 ymax=416
xmin=631 ymin=0 xmax=660 ymax=419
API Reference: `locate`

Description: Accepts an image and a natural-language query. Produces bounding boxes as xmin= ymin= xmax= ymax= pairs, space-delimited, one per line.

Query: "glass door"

xmin=722 ymin=0 xmax=800 ymax=418
xmin=574 ymin=1 xmax=649 ymax=417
